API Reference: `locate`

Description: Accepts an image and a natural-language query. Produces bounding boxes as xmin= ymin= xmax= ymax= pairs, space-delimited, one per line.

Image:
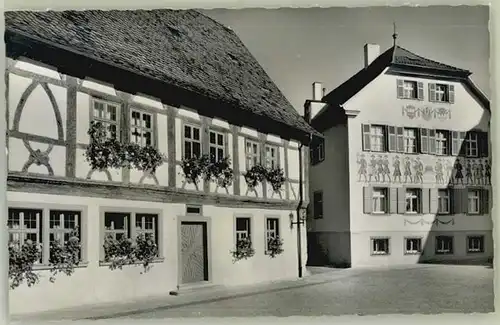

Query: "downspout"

xmin=296 ymin=132 xmax=312 ymax=278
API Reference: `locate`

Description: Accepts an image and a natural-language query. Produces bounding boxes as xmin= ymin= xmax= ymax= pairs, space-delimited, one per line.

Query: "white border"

xmin=1 ymin=1 xmax=497 ymax=325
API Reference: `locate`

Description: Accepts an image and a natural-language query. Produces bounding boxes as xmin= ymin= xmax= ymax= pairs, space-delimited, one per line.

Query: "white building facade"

xmin=5 ymin=10 xmax=316 ymax=314
xmin=306 ymin=42 xmax=492 ymax=268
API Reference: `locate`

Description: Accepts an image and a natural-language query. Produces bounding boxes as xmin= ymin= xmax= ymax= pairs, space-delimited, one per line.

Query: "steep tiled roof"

xmin=316 ymin=45 xmax=488 ymax=131
xmin=5 ymin=9 xmax=319 ymax=138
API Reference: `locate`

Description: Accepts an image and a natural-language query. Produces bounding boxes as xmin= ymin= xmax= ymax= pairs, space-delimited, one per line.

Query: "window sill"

xmin=404 ymin=212 xmax=423 ymax=216
xmin=370 ymin=212 xmax=389 ymax=216
xmin=32 ymin=261 xmax=89 ymax=271
xmin=404 ymin=251 xmax=422 ymax=256
xmin=370 ymin=252 xmax=390 ymax=256
xmin=467 ymin=250 xmax=485 ymax=255
xmin=99 ymin=257 xmax=165 ymax=267
xmin=466 ymin=212 xmax=481 ymax=216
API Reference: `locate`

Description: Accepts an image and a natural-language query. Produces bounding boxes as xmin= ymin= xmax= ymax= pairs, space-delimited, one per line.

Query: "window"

xmin=370 ymin=125 xmax=385 ymax=152
xmin=186 ymin=205 xmax=202 ymax=215
xmin=102 ymin=211 xmax=159 ymax=260
xmin=264 ymin=145 xmax=279 ymax=169
xmin=313 ymin=191 xmax=323 ymax=219
xmin=437 ymin=189 xmax=450 ymax=214
xmin=467 ymin=236 xmax=484 ymax=253
xmin=403 ymin=128 xmax=417 ymax=153
xmin=403 ymin=81 xmax=417 ymax=99
xmin=435 ymin=236 xmax=453 ymax=255
xmin=371 ymin=238 xmax=390 ymax=255
xmin=405 ymin=238 xmax=422 ymax=255
xmin=467 ymin=190 xmax=481 ymax=214
xmin=235 ymin=217 xmax=251 ymax=241
xmin=465 ymin=132 xmax=478 ymax=157
xmin=311 ymin=141 xmax=325 ymax=165
xmin=245 ymin=139 xmax=260 ymax=169
xmin=435 ymin=130 xmax=449 ymax=155
xmin=317 ymin=143 xmax=325 ymax=162
xmin=265 ymin=218 xmax=280 ymax=252
xmin=183 ymin=124 xmax=202 ymax=159
xmin=209 ymin=130 xmax=225 ymax=162
xmin=405 ymin=188 xmax=421 ymax=213
xmin=429 ymin=83 xmax=455 ymax=103
xmin=49 ymin=210 xmax=82 ymax=260
xmin=372 ymin=188 xmax=388 ymax=214
xmin=92 ymin=98 xmax=120 ymax=140
xmin=8 ymin=208 xmax=84 ymax=265
xmin=130 ymin=109 xmax=153 ymax=147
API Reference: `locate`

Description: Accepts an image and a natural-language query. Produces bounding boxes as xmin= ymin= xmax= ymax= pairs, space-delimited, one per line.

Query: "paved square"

xmin=122 ymin=265 xmax=493 ymax=318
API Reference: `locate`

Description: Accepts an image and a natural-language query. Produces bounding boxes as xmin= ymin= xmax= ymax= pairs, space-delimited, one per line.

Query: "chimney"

xmin=364 ymin=43 xmax=380 ymax=68
xmin=312 ymin=82 xmax=323 ymax=101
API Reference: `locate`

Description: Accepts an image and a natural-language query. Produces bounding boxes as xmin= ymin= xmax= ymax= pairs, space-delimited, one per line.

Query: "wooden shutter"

xmin=430 ymin=188 xmax=439 ymax=214
xmin=363 ymin=186 xmax=373 ymax=214
xmin=479 ymin=132 xmax=489 ymax=157
xmin=389 ymin=188 xmax=398 ymax=214
xmin=421 ymin=188 xmax=430 ymax=214
xmin=397 ymin=187 xmax=406 ymax=214
xmin=388 ymin=126 xmax=397 ymax=152
xmin=452 ymin=188 xmax=462 ymax=214
xmin=420 ymin=129 xmax=429 ymax=154
xmin=458 ymin=132 xmax=466 ymax=156
xmin=417 ymin=82 xmax=424 ymax=100
xmin=396 ymin=127 xmax=404 ymax=152
xmin=481 ymin=189 xmax=490 ymax=215
xmin=362 ymin=124 xmax=371 ymax=151
xmin=461 ymin=189 xmax=469 ymax=214
xmin=429 ymin=83 xmax=437 ymax=102
xmin=428 ymin=129 xmax=436 ymax=154
xmin=448 ymin=85 xmax=455 ymax=103
xmin=451 ymin=131 xmax=460 ymax=156
xmin=397 ymin=79 xmax=404 ymax=98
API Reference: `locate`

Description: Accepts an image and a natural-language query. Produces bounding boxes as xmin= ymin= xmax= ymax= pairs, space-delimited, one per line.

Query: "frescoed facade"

xmin=306 ymin=41 xmax=491 ymax=267
xmin=5 ymin=10 xmax=319 ymax=314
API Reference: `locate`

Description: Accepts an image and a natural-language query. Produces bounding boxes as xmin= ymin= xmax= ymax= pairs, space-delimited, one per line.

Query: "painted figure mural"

xmin=413 ymin=157 xmax=424 ymax=183
xmin=403 ymin=157 xmax=412 ymax=183
xmin=357 ymin=153 xmax=367 ymax=182
xmin=392 ymin=156 xmax=402 ymax=183
xmin=485 ymin=159 xmax=491 ymax=185
xmin=435 ymin=159 xmax=444 ymax=184
xmin=454 ymin=158 xmax=464 ymax=185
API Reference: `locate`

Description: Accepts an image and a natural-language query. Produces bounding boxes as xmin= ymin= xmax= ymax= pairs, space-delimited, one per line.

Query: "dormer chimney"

xmin=312 ymin=82 xmax=323 ymax=101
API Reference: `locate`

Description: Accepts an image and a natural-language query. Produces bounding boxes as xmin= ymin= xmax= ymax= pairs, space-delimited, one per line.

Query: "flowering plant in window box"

xmin=8 ymin=239 xmax=41 ymax=289
xmin=85 ymin=122 xmax=165 ymax=174
xmin=181 ymin=154 xmax=211 ymax=186
xmin=244 ymin=164 xmax=267 ymax=189
xmin=230 ymin=237 xmax=255 ymax=263
xmin=266 ymin=236 xmax=284 ymax=258
xmin=103 ymin=233 xmax=159 ymax=273
xmin=48 ymin=227 xmax=82 ymax=283
xmin=205 ymin=156 xmax=234 ymax=189
xmin=265 ymin=167 xmax=286 ymax=192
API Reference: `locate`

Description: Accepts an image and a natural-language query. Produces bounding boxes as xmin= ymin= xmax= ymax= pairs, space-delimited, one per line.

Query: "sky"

xmin=203 ymin=6 xmax=490 ymax=114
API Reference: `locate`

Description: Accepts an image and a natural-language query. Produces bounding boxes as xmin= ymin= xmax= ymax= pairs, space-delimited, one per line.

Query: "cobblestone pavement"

xmin=121 ymin=265 xmax=493 ymax=318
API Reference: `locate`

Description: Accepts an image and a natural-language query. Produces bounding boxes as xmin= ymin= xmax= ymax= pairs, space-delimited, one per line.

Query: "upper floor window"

xmin=397 ymin=79 xmax=424 ymax=100
xmin=209 ymin=130 xmax=225 ymax=162
xmin=372 ymin=187 xmax=388 ymax=214
xmin=310 ymin=140 xmax=325 ymax=165
xmin=429 ymin=83 xmax=455 ymax=104
xmin=437 ymin=189 xmax=450 ymax=214
xmin=313 ymin=191 xmax=323 ymax=219
xmin=435 ymin=130 xmax=450 ymax=155
xmin=465 ymin=132 xmax=479 ymax=157
xmin=403 ymin=128 xmax=417 ymax=153
xmin=92 ymin=98 xmax=120 ymax=140
xmin=405 ymin=188 xmax=421 ymax=214
xmin=245 ymin=139 xmax=260 ymax=169
xmin=362 ymin=124 xmax=386 ymax=152
xmin=183 ymin=124 xmax=202 ymax=159
xmin=265 ymin=145 xmax=279 ymax=169
xmin=130 ymin=109 xmax=153 ymax=147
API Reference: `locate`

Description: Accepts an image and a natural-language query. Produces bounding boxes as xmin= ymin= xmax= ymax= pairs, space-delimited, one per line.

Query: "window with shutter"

xmin=388 ymin=126 xmax=397 ymax=152
xmin=481 ymin=189 xmax=490 ymax=215
xmin=396 ymin=127 xmax=404 ymax=152
xmin=417 ymin=82 xmax=424 ymax=100
xmin=397 ymin=187 xmax=406 ymax=214
xmin=428 ymin=83 xmax=437 ymax=102
xmin=363 ymin=187 xmax=373 ymax=214
xmin=479 ymin=132 xmax=489 ymax=157
xmin=428 ymin=129 xmax=436 ymax=154
xmin=420 ymin=129 xmax=429 ymax=154
xmin=458 ymin=132 xmax=466 ymax=156
xmin=389 ymin=188 xmax=398 ymax=214
xmin=421 ymin=188 xmax=430 ymax=214
xmin=362 ymin=124 xmax=371 ymax=151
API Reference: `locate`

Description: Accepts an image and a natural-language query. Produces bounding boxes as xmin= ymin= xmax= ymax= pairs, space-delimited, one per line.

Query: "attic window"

xmin=396 ymin=79 xmax=423 ymax=100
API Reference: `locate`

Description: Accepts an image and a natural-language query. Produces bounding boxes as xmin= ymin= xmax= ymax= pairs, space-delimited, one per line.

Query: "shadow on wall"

xmin=417 ymin=110 xmax=492 ymax=267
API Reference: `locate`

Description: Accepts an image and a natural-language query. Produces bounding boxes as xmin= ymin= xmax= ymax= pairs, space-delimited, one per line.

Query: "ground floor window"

xmin=404 ymin=237 xmax=422 ymax=255
xmin=265 ymin=218 xmax=280 ymax=252
xmin=8 ymin=207 xmax=83 ymax=264
xmin=371 ymin=237 xmax=390 ymax=255
xmin=467 ymin=236 xmax=484 ymax=253
xmin=435 ymin=236 xmax=453 ymax=255
xmin=235 ymin=217 xmax=251 ymax=241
